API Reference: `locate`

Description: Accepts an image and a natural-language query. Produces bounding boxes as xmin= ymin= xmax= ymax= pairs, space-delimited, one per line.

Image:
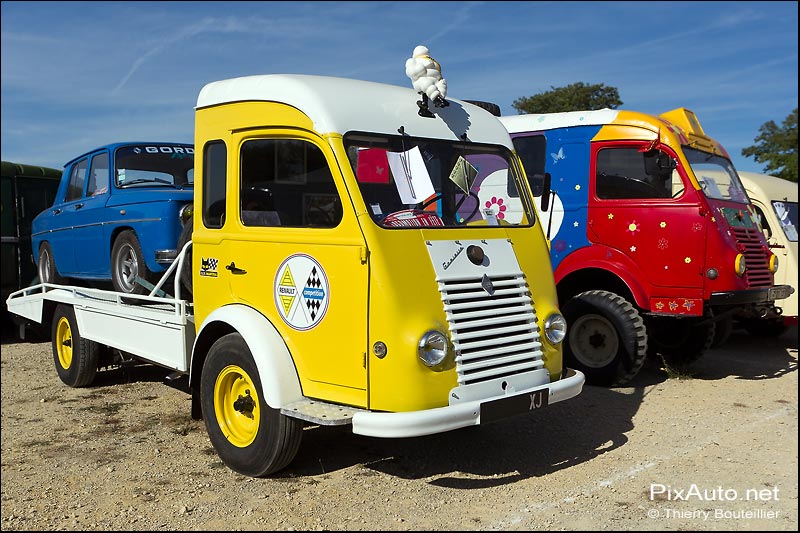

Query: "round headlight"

xmin=179 ymin=203 xmax=194 ymax=225
xmin=544 ymin=313 xmax=567 ymax=345
xmin=769 ymin=254 xmax=779 ymax=273
xmin=418 ymin=330 xmax=450 ymax=368
xmin=734 ymin=254 xmax=746 ymax=277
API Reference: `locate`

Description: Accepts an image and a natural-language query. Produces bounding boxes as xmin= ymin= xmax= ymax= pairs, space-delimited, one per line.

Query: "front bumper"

xmin=351 ymin=368 xmax=585 ymax=438
xmin=154 ymin=249 xmax=178 ymax=265
xmin=709 ymin=284 xmax=794 ymax=306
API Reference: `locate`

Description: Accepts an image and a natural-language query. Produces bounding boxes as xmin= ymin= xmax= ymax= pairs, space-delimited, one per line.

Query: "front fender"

xmin=555 ymin=245 xmax=650 ymax=309
xmin=191 ymin=304 xmax=303 ymax=409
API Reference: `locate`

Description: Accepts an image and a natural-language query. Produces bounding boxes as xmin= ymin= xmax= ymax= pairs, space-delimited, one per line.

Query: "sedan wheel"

xmin=111 ymin=231 xmax=153 ymax=294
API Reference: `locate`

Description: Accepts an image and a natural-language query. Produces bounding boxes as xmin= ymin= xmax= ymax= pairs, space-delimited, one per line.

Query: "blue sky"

xmin=1 ymin=1 xmax=797 ymax=174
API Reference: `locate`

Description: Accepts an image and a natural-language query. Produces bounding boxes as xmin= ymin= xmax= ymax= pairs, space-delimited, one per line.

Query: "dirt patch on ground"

xmin=1 ymin=319 xmax=797 ymax=531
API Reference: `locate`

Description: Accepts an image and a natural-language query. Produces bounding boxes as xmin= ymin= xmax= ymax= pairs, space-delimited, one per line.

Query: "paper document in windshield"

xmin=386 ymin=146 xmax=435 ymax=204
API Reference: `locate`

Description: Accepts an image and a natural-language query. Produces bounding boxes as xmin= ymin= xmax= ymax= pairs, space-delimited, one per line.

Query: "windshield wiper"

xmin=118 ymin=178 xmax=179 ymax=188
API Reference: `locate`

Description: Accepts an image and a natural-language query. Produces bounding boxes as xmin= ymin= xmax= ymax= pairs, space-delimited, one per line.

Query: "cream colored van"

xmin=738 ymin=171 xmax=798 ymax=335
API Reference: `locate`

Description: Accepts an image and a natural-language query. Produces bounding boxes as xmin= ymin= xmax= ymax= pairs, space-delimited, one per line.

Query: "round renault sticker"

xmin=274 ymin=254 xmax=329 ymax=331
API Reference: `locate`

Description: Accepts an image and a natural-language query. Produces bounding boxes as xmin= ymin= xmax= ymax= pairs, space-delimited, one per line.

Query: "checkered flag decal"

xmin=201 ymin=257 xmax=219 ymax=272
xmin=306 ymin=267 xmax=321 ymax=320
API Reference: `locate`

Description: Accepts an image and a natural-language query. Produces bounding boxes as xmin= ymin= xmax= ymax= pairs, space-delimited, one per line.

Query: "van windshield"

xmin=684 ymin=147 xmax=748 ymax=203
xmin=344 ymin=132 xmax=534 ymax=229
xmin=773 ymin=199 xmax=798 ymax=242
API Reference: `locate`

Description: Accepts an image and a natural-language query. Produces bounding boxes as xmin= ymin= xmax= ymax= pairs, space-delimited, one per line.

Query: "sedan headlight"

xmin=179 ymin=203 xmax=194 ymax=225
xmin=418 ymin=330 xmax=451 ymax=368
xmin=544 ymin=313 xmax=567 ymax=345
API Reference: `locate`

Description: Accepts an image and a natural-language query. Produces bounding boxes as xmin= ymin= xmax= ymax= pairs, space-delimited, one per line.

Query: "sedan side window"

xmin=87 ymin=153 xmax=110 ymax=196
xmin=65 ymin=159 xmax=88 ymax=202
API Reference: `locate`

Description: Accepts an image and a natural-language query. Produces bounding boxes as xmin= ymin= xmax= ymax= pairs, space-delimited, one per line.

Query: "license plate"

xmin=481 ymin=388 xmax=549 ymax=423
xmin=769 ymin=286 xmax=791 ymax=300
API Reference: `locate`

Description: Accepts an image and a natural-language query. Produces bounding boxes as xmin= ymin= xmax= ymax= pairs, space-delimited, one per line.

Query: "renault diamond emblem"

xmin=481 ymin=273 xmax=495 ymax=296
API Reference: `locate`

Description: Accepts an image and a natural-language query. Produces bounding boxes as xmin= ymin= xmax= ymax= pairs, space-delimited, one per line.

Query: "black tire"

xmin=111 ymin=230 xmax=154 ymax=294
xmin=742 ymin=317 xmax=788 ymax=338
xmin=201 ymin=333 xmax=303 ymax=477
xmin=464 ymin=100 xmax=502 ymax=117
xmin=710 ymin=315 xmax=734 ymax=349
xmin=51 ymin=304 xmax=99 ymax=387
xmin=647 ymin=317 xmax=715 ymax=370
xmin=38 ymin=242 xmax=65 ymax=285
xmin=176 ymin=219 xmax=193 ymax=299
xmin=561 ymin=290 xmax=648 ymax=387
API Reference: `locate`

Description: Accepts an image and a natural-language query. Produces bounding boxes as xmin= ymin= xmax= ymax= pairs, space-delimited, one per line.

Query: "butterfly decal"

xmin=550 ymin=146 xmax=565 ymax=163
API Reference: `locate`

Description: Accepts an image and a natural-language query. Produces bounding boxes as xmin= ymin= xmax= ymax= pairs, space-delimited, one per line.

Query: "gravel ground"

xmin=1 ymin=319 xmax=797 ymax=531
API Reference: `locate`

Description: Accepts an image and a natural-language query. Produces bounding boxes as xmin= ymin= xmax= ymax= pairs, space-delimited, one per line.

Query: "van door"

xmin=224 ymin=132 xmax=369 ymax=407
xmin=588 ymin=142 xmax=707 ymax=291
xmin=15 ymin=175 xmax=60 ymax=286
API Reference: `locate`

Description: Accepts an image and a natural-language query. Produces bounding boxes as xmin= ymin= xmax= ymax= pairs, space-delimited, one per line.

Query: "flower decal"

xmin=627 ymin=221 xmax=640 ymax=235
xmin=485 ymin=196 xmax=507 ymax=219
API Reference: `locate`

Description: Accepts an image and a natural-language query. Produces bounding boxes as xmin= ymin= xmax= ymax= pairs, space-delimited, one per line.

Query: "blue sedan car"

xmin=32 ymin=142 xmax=194 ymax=294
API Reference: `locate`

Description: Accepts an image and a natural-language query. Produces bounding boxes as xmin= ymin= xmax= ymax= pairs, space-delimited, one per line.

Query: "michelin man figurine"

xmin=405 ymin=45 xmax=449 ymax=117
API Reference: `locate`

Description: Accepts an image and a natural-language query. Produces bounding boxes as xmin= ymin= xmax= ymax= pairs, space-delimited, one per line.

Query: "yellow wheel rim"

xmin=55 ymin=316 xmax=73 ymax=370
xmin=214 ymin=365 xmax=260 ymax=448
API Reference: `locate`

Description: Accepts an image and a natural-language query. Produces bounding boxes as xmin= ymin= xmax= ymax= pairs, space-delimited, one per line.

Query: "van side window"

xmin=239 ymin=139 xmax=342 ymax=228
xmin=65 ymin=159 xmax=88 ymax=202
xmin=751 ymin=204 xmax=772 ymax=239
xmin=87 ymin=153 xmax=109 ymax=196
xmin=596 ymin=148 xmax=673 ymax=200
xmin=203 ymin=141 xmax=227 ymax=229
xmin=511 ymin=135 xmax=547 ymax=197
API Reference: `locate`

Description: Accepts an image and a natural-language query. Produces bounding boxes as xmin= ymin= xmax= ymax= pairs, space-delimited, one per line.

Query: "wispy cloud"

xmin=426 ymin=1 xmax=484 ymax=45
xmin=112 ymin=17 xmax=215 ymax=94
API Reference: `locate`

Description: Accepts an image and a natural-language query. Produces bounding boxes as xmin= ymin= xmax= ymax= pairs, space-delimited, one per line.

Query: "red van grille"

xmin=731 ymin=226 xmax=772 ymax=288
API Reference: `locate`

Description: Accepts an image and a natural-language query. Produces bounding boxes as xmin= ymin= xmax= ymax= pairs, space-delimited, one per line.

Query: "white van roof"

xmin=738 ymin=171 xmax=798 ymax=202
xmin=196 ymin=74 xmax=513 ymax=148
xmin=499 ymin=109 xmax=621 ymax=133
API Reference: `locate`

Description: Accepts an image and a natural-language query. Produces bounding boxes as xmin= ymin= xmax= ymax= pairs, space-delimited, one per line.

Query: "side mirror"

xmin=644 ymin=150 xmax=676 ymax=179
xmin=538 ymin=173 xmax=552 ymax=212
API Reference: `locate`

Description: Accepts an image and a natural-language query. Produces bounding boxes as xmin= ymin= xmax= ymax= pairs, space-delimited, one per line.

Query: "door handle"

xmin=226 ymin=262 xmax=247 ymax=275
xmin=53 ymin=208 xmax=62 ymax=215
xmin=75 ymin=203 xmax=84 ymax=209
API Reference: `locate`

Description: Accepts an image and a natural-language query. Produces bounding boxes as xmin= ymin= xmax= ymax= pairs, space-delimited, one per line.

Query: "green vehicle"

xmin=1 ymin=161 xmax=62 ymax=314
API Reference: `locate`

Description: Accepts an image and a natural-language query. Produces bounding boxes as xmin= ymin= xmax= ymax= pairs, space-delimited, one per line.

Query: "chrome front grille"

xmin=731 ymin=226 xmax=773 ymax=288
xmin=437 ymin=273 xmax=544 ymax=386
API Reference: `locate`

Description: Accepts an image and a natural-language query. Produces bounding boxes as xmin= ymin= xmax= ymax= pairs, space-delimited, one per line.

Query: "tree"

xmin=512 ymin=82 xmax=623 ymax=114
xmin=742 ymin=108 xmax=798 ymax=183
